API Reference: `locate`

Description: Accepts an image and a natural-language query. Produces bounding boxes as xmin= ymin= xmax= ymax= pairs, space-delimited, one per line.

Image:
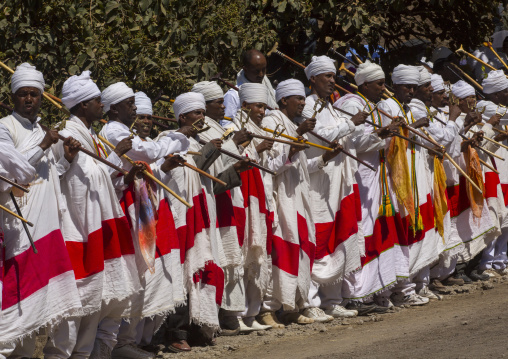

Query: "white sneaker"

xmin=496 ymin=267 xmax=508 ymax=276
xmin=418 ymin=286 xmax=442 ymax=300
xmin=111 ymin=344 xmax=154 ymax=359
xmin=244 ymin=317 xmax=272 ymax=330
xmin=324 ymin=305 xmax=357 ymax=318
xmin=238 ymin=318 xmax=257 ymax=333
xmin=391 ymin=292 xmax=429 ymax=306
xmin=90 ymin=339 xmax=112 ymax=359
xmin=302 ymin=307 xmax=334 ymax=322
xmin=482 ymin=269 xmax=501 ymax=278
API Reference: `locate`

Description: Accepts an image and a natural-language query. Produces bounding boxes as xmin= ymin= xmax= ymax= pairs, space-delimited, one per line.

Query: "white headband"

xmin=11 ymin=63 xmax=45 ymax=94
xmin=452 ymin=80 xmax=475 ymax=99
xmin=239 ymin=83 xmax=268 ymax=104
xmin=61 ymin=71 xmax=101 ymax=110
xmin=173 ymin=92 xmax=206 ymax=119
xmin=392 ymin=64 xmax=420 ymax=85
xmin=275 ymin=79 xmax=306 ymax=103
xmin=191 ymin=81 xmax=224 ymax=102
xmin=354 ymin=60 xmax=385 ymax=86
xmin=304 ymin=55 xmax=336 ymax=79
xmin=134 ymin=91 xmax=153 ymax=115
xmin=101 ymin=82 xmax=135 ymax=113
xmin=417 ymin=66 xmax=432 ymax=86
xmin=482 ymin=70 xmax=508 ymax=94
xmin=431 ymin=74 xmax=445 ymax=92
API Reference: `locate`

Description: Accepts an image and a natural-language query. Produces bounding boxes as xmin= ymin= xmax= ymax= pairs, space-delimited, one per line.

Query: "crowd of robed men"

xmin=1 ymin=42 xmax=508 ymax=359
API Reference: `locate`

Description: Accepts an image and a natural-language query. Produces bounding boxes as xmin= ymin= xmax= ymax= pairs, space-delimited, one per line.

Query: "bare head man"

xmin=242 ymin=49 xmax=267 ymax=84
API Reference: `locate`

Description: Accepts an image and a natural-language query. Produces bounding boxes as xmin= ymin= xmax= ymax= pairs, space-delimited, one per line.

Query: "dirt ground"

xmin=34 ymin=276 xmax=508 ymax=359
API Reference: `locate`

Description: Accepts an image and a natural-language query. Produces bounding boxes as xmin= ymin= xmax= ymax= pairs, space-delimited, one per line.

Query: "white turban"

xmin=101 ymin=82 xmax=135 ymax=113
xmin=391 ymin=65 xmax=420 ymax=85
xmin=482 ymin=70 xmax=508 ymax=94
xmin=134 ymin=92 xmax=153 ymax=115
xmin=239 ymin=83 xmax=268 ymax=104
xmin=354 ymin=60 xmax=385 ymax=86
xmin=452 ymin=80 xmax=475 ymax=99
xmin=11 ymin=63 xmax=45 ymax=94
xmin=173 ymin=92 xmax=206 ymax=119
xmin=191 ymin=81 xmax=224 ymax=102
xmin=275 ymin=79 xmax=306 ymax=103
xmin=417 ymin=66 xmax=432 ymax=87
xmin=304 ymin=55 xmax=336 ymax=79
xmin=431 ymin=74 xmax=445 ymax=92
xmin=61 ymin=71 xmax=101 ymax=110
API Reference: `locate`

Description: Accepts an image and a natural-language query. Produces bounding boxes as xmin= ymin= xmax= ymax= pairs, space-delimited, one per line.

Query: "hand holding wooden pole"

xmin=168 ymin=154 xmax=227 ymax=186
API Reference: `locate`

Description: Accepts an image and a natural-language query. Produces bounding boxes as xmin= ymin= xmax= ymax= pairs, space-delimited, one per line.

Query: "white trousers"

xmin=480 ymin=230 xmax=508 ymax=270
xmin=430 ymin=255 xmax=457 ymax=280
xmin=0 ymin=333 xmax=37 ymax=359
xmin=413 ymin=266 xmax=430 ymax=292
xmin=305 ymin=280 xmax=344 ymax=309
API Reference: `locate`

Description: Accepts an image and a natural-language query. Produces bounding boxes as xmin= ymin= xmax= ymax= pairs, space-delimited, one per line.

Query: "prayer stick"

xmin=98 ymin=135 xmax=192 ymax=208
xmin=449 ymin=63 xmax=484 ymax=92
xmin=152 ymin=115 xmax=177 ymax=123
xmin=0 ymin=202 xmax=34 ymax=227
xmin=479 ymin=159 xmax=499 ymax=174
xmin=484 ymin=42 xmax=508 ymax=72
xmin=10 ymin=191 xmax=37 ymax=253
xmin=167 ymin=154 xmax=227 ymax=186
xmin=187 ymin=151 xmax=202 ymax=156
xmin=39 ymin=123 xmax=129 ymax=175
xmin=198 ymin=139 xmax=276 ymax=176
xmin=470 ymin=129 xmax=508 ymax=150
xmin=456 ymin=45 xmax=500 ymax=73
xmin=0 ymin=174 xmax=29 ymax=193
xmin=246 ymin=132 xmax=309 ymax=147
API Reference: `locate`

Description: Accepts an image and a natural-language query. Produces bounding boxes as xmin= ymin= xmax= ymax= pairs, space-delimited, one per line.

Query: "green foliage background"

xmin=0 ymin=0 xmax=504 ymax=123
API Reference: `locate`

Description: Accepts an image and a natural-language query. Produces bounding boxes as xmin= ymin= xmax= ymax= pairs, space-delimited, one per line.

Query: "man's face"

xmin=361 ymin=79 xmax=386 ymax=103
xmin=393 ymin=83 xmax=417 ymax=104
xmin=431 ymin=90 xmax=446 ymax=108
xmin=179 ymin=109 xmax=206 ymax=129
xmin=244 ymin=102 xmax=266 ymax=125
xmin=112 ymin=96 xmax=137 ymax=127
xmin=243 ymin=55 xmax=267 ymax=83
xmin=459 ymin=95 xmax=476 ymax=113
xmin=12 ymin=87 xmax=42 ymax=121
xmin=415 ymin=82 xmax=434 ymax=104
xmin=135 ymin=114 xmax=153 ymax=139
xmin=496 ymin=88 xmax=508 ymax=106
xmin=84 ymin=96 xmax=104 ymax=122
xmin=283 ymin=95 xmax=306 ymax=119
xmin=205 ymin=98 xmax=225 ymax=121
xmin=310 ymin=72 xmax=335 ymax=98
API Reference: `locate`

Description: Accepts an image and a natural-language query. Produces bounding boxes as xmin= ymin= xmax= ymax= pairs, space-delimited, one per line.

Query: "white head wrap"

xmin=61 ymin=71 xmax=101 ymax=110
xmin=275 ymin=79 xmax=306 ymax=103
xmin=431 ymin=74 xmax=445 ymax=92
xmin=173 ymin=92 xmax=206 ymax=119
xmin=191 ymin=81 xmax=224 ymax=102
xmin=304 ymin=55 xmax=336 ymax=79
xmin=354 ymin=60 xmax=385 ymax=86
xmin=420 ymin=56 xmax=434 ymax=69
xmin=431 ymin=47 xmax=453 ymax=63
xmin=239 ymin=83 xmax=268 ymax=104
xmin=482 ymin=70 xmax=508 ymax=94
xmin=134 ymin=92 xmax=153 ymax=115
xmin=101 ymin=82 xmax=135 ymax=113
xmin=11 ymin=63 xmax=45 ymax=94
xmin=391 ymin=65 xmax=420 ymax=85
xmin=417 ymin=66 xmax=432 ymax=86
xmin=452 ymin=80 xmax=475 ymax=99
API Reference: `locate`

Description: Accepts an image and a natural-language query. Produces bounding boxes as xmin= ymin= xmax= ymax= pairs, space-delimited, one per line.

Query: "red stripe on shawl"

xmin=484 ymin=171 xmax=501 ymax=199
xmin=155 ymin=198 xmax=179 ymax=259
xmin=400 ymin=194 xmax=435 ymax=246
xmin=215 ymin=191 xmax=237 ymax=228
xmin=176 ymin=189 xmax=210 ymax=264
xmin=266 ymin=211 xmax=274 ymax=256
xmin=234 ymin=206 xmax=246 ymax=247
xmin=361 ymin=213 xmax=404 ymax=266
xmin=271 ymin=235 xmax=300 ymax=276
xmin=501 ymin=183 xmax=508 ymax=207
xmin=193 ymin=262 xmax=225 ymax=306
xmin=314 ymin=187 xmax=360 ymax=260
xmin=120 ymin=183 xmax=136 ymax=228
xmin=446 ymin=176 xmax=470 ymax=218
xmin=297 ymin=212 xmax=316 ymax=271
xmin=2 ymin=230 xmax=74 ymax=310
xmin=66 ymin=216 xmax=134 ymax=280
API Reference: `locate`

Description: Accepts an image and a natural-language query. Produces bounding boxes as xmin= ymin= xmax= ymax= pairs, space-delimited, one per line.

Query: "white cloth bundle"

xmin=417 ymin=66 xmax=432 ymax=86
xmin=482 ymin=70 xmax=508 ymax=94
xmin=452 ymin=80 xmax=475 ymax=99
xmin=191 ymin=81 xmax=224 ymax=101
xmin=101 ymin=82 xmax=134 ymax=113
xmin=304 ymin=55 xmax=336 ymax=79
xmin=391 ymin=64 xmax=420 ymax=85
xmin=61 ymin=71 xmax=101 ymax=110
xmin=431 ymin=74 xmax=445 ymax=92
xmin=11 ymin=63 xmax=45 ymax=94
xmin=275 ymin=79 xmax=306 ymax=102
xmin=134 ymin=91 xmax=153 ymax=115
xmin=239 ymin=83 xmax=268 ymax=104
xmin=354 ymin=60 xmax=385 ymax=86
xmin=173 ymin=92 xmax=206 ymax=119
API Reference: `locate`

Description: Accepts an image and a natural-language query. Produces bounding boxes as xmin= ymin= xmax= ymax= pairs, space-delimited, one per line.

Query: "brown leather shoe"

xmin=442 ymin=275 xmax=465 ymax=286
xmin=168 ymin=339 xmax=191 ymax=353
xmin=429 ymin=278 xmax=447 ymax=292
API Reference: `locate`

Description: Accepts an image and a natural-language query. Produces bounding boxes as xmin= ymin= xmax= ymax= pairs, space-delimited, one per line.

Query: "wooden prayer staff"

xmin=98 ymin=135 xmax=192 ymax=208
xmin=197 ymin=139 xmax=276 ymax=176
xmin=0 ymin=202 xmax=34 ymax=226
xmin=455 ymin=45 xmax=508 ymax=78
xmin=479 ymin=159 xmax=499 ymax=174
xmin=448 ymin=63 xmax=484 ymax=92
xmin=244 ymin=132 xmax=309 ymax=148
xmin=483 ymin=41 xmax=508 ymax=72
xmin=261 ymin=127 xmax=376 ymax=171
xmin=0 ymin=174 xmax=30 ymax=193
xmin=9 ymin=191 xmax=37 ymax=253
xmin=153 ymin=114 xmax=177 ymax=123
xmin=167 ymin=154 xmax=227 ymax=186
xmin=470 ymin=129 xmax=508 ymax=150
